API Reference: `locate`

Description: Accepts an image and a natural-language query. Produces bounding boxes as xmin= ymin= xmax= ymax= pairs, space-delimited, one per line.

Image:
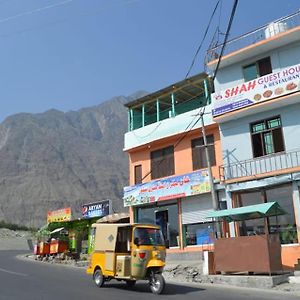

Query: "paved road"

xmin=0 ymin=250 xmax=297 ymax=300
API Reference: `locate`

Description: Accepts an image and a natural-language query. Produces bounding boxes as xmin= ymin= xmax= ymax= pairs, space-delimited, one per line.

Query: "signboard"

xmin=82 ymin=200 xmax=111 ymax=219
xmin=123 ymin=170 xmax=210 ymax=207
xmin=212 ymin=63 xmax=300 ymax=116
xmin=47 ymin=207 xmax=71 ymax=224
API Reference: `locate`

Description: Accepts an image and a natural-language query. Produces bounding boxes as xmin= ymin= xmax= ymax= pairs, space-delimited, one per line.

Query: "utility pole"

xmin=200 ymin=112 xmax=221 ymax=238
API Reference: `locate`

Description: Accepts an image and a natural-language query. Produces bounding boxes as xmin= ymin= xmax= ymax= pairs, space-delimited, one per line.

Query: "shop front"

xmin=124 ymin=170 xmax=224 ymax=255
xmin=227 ymin=179 xmax=300 ymax=269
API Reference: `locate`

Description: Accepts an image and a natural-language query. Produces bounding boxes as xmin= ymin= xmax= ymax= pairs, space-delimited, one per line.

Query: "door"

xmin=155 ymin=210 xmax=169 ymax=244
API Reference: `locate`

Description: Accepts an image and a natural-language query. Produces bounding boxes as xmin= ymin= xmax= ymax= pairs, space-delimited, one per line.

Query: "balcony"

xmin=219 ymin=149 xmax=300 ymax=183
xmin=206 ymin=10 xmax=300 ymax=65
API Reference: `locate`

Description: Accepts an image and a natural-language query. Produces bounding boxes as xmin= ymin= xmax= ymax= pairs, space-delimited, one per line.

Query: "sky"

xmin=0 ymin=0 xmax=299 ymax=122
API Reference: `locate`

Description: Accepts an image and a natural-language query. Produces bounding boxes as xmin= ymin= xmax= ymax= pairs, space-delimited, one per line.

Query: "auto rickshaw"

xmin=86 ymin=223 xmax=166 ymax=294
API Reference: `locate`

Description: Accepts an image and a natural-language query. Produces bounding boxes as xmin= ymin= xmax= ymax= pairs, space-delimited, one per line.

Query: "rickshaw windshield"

xmin=134 ymin=227 xmax=165 ymax=246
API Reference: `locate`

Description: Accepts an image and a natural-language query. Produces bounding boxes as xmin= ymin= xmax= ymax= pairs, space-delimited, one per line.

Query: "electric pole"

xmin=200 ymin=112 xmax=221 ymax=238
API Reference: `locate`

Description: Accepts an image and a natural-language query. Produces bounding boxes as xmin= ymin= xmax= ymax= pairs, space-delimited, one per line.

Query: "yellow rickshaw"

xmin=86 ymin=223 xmax=166 ymax=294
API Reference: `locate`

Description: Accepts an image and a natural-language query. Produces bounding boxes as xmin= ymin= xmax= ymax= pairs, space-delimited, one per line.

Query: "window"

xmin=134 ymin=227 xmax=165 ymax=246
xmin=192 ymin=135 xmax=216 ymax=170
xmin=243 ymin=57 xmax=272 ymax=82
xmin=267 ymin=186 xmax=298 ymax=244
xmin=150 ymin=146 xmax=174 ymax=179
xmin=184 ymin=223 xmax=214 ymax=246
xmin=237 ymin=185 xmax=298 ymax=245
xmin=136 ymin=203 xmax=179 ymax=247
xmin=250 ymin=116 xmax=284 ymax=158
xmin=134 ymin=165 xmax=142 ymax=185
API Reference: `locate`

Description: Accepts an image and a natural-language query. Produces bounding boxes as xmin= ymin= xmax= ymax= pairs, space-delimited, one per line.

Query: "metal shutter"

xmin=181 ymin=194 xmax=213 ymax=224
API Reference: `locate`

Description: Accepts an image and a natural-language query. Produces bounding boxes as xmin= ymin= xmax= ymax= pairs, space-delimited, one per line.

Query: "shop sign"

xmin=123 ymin=170 xmax=210 ymax=207
xmin=82 ymin=200 xmax=111 ymax=219
xmin=47 ymin=207 xmax=71 ymax=223
xmin=212 ymin=63 xmax=300 ymax=116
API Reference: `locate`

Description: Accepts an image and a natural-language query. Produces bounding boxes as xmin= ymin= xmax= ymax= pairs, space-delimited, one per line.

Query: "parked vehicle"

xmin=86 ymin=223 xmax=166 ymax=294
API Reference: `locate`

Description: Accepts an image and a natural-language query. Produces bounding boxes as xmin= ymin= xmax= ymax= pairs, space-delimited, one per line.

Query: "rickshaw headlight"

xmin=154 ymin=251 xmax=161 ymax=259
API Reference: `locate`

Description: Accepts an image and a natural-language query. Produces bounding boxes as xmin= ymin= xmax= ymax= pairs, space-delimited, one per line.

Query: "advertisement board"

xmin=82 ymin=200 xmax=111 ymax=219
xmin=212 ymin=63 xmax=300 ymax=116
xmin=47 ymin=207 xmax=71 ymax=224
xmin=123 ymin=170 xmax=210 ymax=207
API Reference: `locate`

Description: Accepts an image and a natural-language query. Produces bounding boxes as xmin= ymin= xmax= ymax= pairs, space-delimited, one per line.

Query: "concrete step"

xmin=294 ymin=271 xmax=300 ymax=277
xmin=289 ymin=276 xmax=300 ymax=284
xmin=294 ymin=265 xmax=300 ymax=271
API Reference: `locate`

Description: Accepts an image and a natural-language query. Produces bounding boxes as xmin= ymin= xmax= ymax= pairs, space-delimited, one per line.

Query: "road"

xmin=0 ymin=250 xmax=297 ymax=300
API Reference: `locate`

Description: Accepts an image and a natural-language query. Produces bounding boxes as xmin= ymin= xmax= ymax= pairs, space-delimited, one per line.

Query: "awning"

xmin=50 ymin=227 xmax=65 ymax=234
xmin=96 ymin=212 xmax=130 ymax=223
xmin=206 ymin=201 xmax=286 ymax=222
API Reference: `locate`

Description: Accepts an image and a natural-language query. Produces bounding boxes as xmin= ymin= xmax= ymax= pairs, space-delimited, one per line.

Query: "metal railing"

xmin=219 ymin=149 xmax=300 ymax=181
xmin=207 ymin=10 xmax=300 ymax=63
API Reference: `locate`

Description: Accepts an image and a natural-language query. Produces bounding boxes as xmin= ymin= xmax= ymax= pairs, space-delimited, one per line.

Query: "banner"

xmin=123 ymin=170 xmax=210 ymax=207
xmin=212 ymin=63 xmax=300 ymax=116
xmin=47 ymin=207 xmax=71 ymax=223
xmin=82 ymin=200 xmax=111 ymax=219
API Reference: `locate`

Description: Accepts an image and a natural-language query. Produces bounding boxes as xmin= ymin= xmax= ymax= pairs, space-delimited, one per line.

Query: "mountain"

xmin=0 ymin=92 xmax=147 ymax=228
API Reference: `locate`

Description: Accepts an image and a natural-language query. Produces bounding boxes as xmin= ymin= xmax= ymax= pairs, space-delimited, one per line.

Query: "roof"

xmin=92 ymin=222 xmax=160 ymax=229
xmin=50 ymin=227 xmax=65 ymax=234
xmin=125 ymin=72 xmax=209 ymax=108
xmin=96 ymin=212 xmax=130 ymax=223
xmin=206 ymin=202 xmax=286 ymax=222
xmin=92 ymin=223 xmax=131 ymax=228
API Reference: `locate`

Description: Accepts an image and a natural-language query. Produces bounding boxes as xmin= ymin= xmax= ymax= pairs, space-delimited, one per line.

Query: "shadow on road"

xmin=103 ymin=281 xmax=204 ymax=295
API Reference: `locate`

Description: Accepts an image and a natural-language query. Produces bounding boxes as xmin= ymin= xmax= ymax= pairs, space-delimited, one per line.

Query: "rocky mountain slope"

xmin=0 ymin=92 xmax=146 ymax=227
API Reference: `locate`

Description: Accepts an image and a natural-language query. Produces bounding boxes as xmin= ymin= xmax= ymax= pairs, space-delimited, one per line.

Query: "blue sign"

xmin=82 ymin=200 xmax=111 ymax=219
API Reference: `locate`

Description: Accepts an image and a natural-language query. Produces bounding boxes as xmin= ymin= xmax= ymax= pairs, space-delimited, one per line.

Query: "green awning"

xmin=206 ymin=201 xmax=286 ymax=222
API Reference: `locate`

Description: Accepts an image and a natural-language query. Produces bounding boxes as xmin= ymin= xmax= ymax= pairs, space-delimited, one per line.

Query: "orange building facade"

xmin=123 ymin=74 xmax=225 ymax=257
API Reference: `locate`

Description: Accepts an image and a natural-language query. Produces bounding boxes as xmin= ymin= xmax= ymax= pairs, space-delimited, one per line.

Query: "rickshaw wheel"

xmin=149 ymin=273 xmax=165 ymax=294
xmin=93 ymin=268 xmax=105 ymax=288
xmin=125 ymin=280 xmax=136 ymax=288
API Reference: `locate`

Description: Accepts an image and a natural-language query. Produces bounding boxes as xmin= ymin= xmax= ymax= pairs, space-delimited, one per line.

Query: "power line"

xmin=140 ymin=1 xmax=226 ymax=181
xmin=185 ymin=0 xmax=220 ymax=79
xmin=140 ymin=0 xmax=239 ymax=182
xmin=0 ymin=0 xmax=142 ymax=39
xmin=0 ymin=0 xmax=74 ymax=24
xmin=140 ymin=106 xmax=205 ymax=182
xmin=212 ymin=0 xmax=239 ymax=81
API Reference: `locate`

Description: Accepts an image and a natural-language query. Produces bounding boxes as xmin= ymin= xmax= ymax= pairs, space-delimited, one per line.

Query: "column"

xmin=142 ymin=104 xmax=145 ymax=127
xmin=204 ymin=79 xmax=210 ymax=104
xmin=292 ymin=181 xmax=300 ymax=242
xmin=129 ymin=109 xmax=133 ymax=131
xmin=171 ymin=93 xmax=175 ymax=117
xmin=156 ymin=99 xmax=160 ymax=122
xmin=225 ymin=189 xmax=236 ymax=237
xmin=177 ymin=198 xmax=184 ymax=250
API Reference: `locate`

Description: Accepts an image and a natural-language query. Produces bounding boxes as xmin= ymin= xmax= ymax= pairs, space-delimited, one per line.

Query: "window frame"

xmin=134 ymin=164 xmax=142 ymax=185
xmin=250 ymin=116 xmax=285 ymax=158
xmin=191 ymin=134 xmax=216 ymax=170
xmin=243 ymin=56 xmax=272 ymax=82
xmin=150 ymin=145 xmax=175 ymax=180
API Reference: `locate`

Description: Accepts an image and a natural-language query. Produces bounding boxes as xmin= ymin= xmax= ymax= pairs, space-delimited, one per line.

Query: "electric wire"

xmin=0 ymin=0 xmax=142 ymax=39
xmin=140 ymin=0 xmax=239 ymax=182
xmin=185 ymin=0 xmax=220 ymax=79
xmin=212 ymin=0 xmax=239 ymax=81
xmin=0 ymin=0 xmax=74 ymax=24
xmin=140 ymin=107 xmax=204 ymax=182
